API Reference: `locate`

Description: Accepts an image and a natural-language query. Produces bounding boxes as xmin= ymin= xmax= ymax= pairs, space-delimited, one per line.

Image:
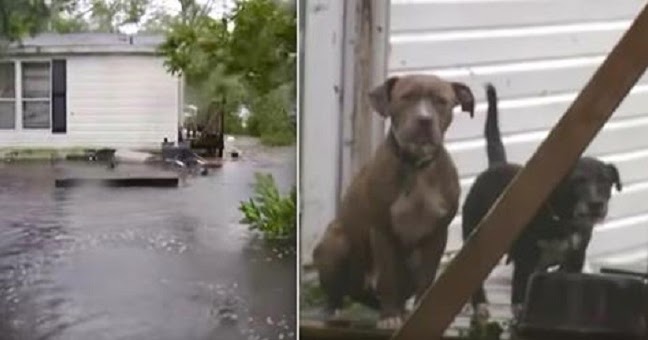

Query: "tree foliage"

xmin=159 ymin=0 xmax=296 ymax=145
xmin=227 ymin=0 xmax=296 ymax=97
xmin=49 ymin=0 xmax=172 ymax=34
xmin=0 ymin=0 xmax=73 ymax=42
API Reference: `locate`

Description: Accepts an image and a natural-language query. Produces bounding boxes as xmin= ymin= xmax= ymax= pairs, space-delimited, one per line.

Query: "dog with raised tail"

xmin=462 ymin=84 xmax=623 ymax=323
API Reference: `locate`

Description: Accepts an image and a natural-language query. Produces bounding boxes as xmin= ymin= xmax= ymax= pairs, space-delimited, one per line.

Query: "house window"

xmin=0 ymin=63 xmax=15 ymax=129
xmin=22 ymin=62 xmax=51 ymax=129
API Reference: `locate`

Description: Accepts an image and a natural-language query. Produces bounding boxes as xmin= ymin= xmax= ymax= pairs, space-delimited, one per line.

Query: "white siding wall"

xmin=0 ymin=55 xmax=180 ymax=149
xmin=390 ymin=0 xmax=648 ymax=270
xmin=300 ymin=0 xmax=346 ymax=263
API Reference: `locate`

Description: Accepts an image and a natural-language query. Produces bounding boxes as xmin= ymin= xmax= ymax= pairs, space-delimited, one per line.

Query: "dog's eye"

xmin=399 ymin=93 xmax=418 ymax=103
xmin=433 ymin=96 xmax=449 ymax=106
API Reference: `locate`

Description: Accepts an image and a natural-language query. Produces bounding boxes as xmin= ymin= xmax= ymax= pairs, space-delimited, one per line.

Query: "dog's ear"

xmin=606 ymin=163 xmax=622 ymax=192
xmin=369 ymin=76 xmax=399 ymax=117
xmin=452 ymin=82 xmax=475 ymax=118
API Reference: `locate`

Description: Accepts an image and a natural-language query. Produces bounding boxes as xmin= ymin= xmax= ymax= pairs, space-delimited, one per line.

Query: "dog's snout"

xmin=417 ymin=116 xmax=433 ymax=127
xmin=588 ymin=201 xmax=605 ymax=214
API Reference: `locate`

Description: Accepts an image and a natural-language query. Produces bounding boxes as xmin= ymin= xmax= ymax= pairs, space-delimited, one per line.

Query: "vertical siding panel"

xmin=66 ymin=55 xmax=179 ymax=148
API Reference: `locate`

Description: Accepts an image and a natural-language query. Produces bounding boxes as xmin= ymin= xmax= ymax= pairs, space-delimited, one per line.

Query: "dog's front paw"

xmin=376 ymin=316 xmax=403 ymax=329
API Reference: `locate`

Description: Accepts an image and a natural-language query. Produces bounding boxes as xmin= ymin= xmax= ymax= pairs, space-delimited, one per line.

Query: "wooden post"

xmin=339 ymin=0 xmax=390 ymax=195
xmin=392 ymin=3 xmax=648 ymax=339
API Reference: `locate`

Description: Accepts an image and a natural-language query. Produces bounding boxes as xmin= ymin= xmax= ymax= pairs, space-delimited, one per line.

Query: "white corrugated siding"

xmin=0 ymin=55 xmax=180 ymax=149
xmin=390 ymin=0 xmax=648 ymax=270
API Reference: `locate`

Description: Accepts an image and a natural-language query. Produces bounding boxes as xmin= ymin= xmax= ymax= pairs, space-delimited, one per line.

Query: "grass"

xmin=260 ymin=129 xmax=295 ymax=146
xmin=0 ymin=147 xmax=88 ymax=160
xmin=246 ymin=84 xmax=296 ymax=147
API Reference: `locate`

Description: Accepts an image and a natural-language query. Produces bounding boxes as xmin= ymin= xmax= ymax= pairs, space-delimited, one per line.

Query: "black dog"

xmin=462 ymin=84 xmax=623 ymax=321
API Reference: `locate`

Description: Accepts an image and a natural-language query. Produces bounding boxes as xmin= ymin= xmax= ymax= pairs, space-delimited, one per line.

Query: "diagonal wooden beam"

xmin=392 ymin=3 xmax=648 ymax=339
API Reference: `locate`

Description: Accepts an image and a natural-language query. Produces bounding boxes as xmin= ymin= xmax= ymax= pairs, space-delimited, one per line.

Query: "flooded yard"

xmin=0 ymin=138 xmax=296 ymax=340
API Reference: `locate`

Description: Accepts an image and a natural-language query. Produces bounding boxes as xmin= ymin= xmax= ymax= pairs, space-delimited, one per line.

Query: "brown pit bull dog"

xmin=312 ymin=74 xmax=475 ymax=329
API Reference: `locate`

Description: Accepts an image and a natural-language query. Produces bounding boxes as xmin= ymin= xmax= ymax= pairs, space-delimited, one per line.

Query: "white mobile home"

xmin=0 ymin=33 xmax=182 ymax=149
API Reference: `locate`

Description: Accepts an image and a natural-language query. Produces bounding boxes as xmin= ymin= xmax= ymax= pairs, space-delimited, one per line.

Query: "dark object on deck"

xmin=90 ymin=148 xmax=117 ymax=169
xmin=88 ymin=148 xmax=116 ymax=162
xmin=161 ymin=141 xmax=209 ymax=175
xmin=190 ymin=133 xmax=224 ymax=157
xmin=516 ymin=271 xmax=647 ymax=340
xmin=65 ymin=148 xmax=115 ymax=161
xmin=231 ymin=150 xmax=239 ymax=159
xmin=188 ymin=106 xmax=225 ymax=158
xmin=56 ymin=177 xmax=178 ymax=188
xmin=66 ymin=148 xmax=117 ymax=169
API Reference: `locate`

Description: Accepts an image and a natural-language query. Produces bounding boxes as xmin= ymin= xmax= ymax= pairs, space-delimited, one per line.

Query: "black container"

xmin=517 ymin=271 xmax=647 ymax=339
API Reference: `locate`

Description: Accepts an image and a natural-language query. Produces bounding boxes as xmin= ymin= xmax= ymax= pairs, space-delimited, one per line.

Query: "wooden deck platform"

xmin=55 ymin=164 xmax=179 ymax=188
xmin=302 ymin=260 xmax=647 ymax=339
xmin=301 ymin=262 xmax=515 ymax=339
xmin=300 ymin=319 xmax=478 ymax=340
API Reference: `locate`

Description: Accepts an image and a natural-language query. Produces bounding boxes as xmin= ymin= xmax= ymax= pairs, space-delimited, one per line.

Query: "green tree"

xmin=49 ymin=0 xmax=160 ymax=34
xmin=160 ymin=13 xmax=228 ymax=81
xmin=159 ymin=0 xmax=296 ymax=145
xmin=159 ymin=12 xmax=247 ymax=134
xmin=177 ymin=0 xmax=217 ymax=24
xmin=227 ymin=0 xmax=296 ymax=97
xmin=86 ymin=0 xmax=152 ymax=31
xmin=189 ymin=64 xmax=248 ymax=135
xmin=227 ymin=0 xmax=296 ymax=145
xmin=0 ymin=0 xmax=73 ymax=42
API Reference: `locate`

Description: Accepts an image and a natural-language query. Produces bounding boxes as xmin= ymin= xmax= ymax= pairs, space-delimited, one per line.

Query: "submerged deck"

xmin=55 ymin=163 xmax=179 ymax=188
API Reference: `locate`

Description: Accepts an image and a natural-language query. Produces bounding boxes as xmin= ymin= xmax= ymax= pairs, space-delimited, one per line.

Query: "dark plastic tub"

xmin=517 ymin=271 xmax=647 ymax=339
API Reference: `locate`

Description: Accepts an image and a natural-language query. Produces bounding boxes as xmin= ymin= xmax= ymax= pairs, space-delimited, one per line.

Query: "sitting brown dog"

xmin=313 ymin=74 xmax=475 ymax=328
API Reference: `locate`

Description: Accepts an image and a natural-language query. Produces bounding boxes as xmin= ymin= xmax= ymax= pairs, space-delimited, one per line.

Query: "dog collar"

xmin=387 ymin=129 xmax=438 ymax=169
xmin=388 ymin=129 xmax=439 ymax=196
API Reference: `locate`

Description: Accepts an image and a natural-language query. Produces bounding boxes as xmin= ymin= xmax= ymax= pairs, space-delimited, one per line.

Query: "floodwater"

xmin=0 ymin=139 xmax=296 ymax=340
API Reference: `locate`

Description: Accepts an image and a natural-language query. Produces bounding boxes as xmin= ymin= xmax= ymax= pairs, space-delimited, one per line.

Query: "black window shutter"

xmin=51 ymin=59 xmax=66 ymax=133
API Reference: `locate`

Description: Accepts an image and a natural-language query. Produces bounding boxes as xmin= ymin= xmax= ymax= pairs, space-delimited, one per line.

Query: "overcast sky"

xmin=156 ymin=0 xmax=235 ymax=18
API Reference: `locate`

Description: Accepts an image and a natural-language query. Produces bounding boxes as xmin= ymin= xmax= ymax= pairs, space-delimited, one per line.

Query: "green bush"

xmin=239 ymin=173 xmax=296 ymax=246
